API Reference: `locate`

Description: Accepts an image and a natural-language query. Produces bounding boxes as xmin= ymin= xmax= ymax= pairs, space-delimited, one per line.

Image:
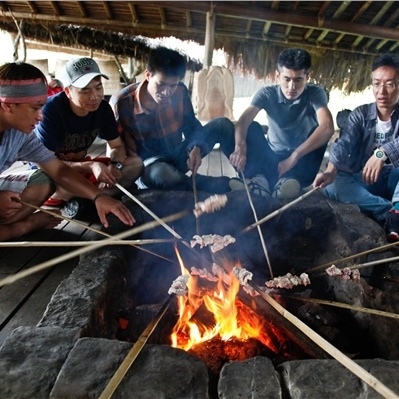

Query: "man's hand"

xmin=187 ymin=146 xmax=202 ymax=175
xmin=278 ymin=152 xmax=299 ymax=178
xmin=91 ymin=162 xmax=117 ymax=187
xmin=0 ymin=191 xmax=22 ymax=221
xmin=313 ymin=171 xmax=336 ymax=189
xmin=94 ymin=195 xmax=135 ymax=228
xmin=229 ymin=143 xmax=247 ymax=172
xmin=362 ymin=155 xmax=384 ymax=185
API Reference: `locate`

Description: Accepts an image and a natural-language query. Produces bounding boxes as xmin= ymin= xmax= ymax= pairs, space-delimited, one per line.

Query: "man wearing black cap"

xmin=34 ymin=57 xmax=143 ymax=214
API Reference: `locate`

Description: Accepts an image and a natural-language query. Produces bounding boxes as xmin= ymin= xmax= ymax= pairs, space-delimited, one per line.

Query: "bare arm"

xmin=230 ymin=105 xmax=261 ymax=171
xmin=278 ymin=106 xmax=334 ymax=177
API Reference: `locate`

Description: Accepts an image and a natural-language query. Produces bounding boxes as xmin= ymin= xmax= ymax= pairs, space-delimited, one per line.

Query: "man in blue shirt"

xmin=229 ymin=48 xmax=334 ymax=199
xmin=35 ymin=57 xmax=143 ymax=207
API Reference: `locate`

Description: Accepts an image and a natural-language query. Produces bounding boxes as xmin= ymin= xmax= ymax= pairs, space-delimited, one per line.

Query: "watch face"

xmin=376 ymin=151 xmax=384 ymax=159
xmin=115 ymin=162 xmax=123 ymax=170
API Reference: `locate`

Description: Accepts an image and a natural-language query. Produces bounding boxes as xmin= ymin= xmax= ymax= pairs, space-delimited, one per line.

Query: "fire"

xmin=170 ymin=248 xmax=279 ymax=352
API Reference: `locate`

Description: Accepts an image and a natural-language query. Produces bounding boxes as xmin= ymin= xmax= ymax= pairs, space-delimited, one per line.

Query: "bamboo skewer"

xmin=192 ymin=173 xmax=200 ymax=236
xmin=0 ymin=210 xmax=190 ymax=287
xmin=98 ymin=294 xmax=175 ymax=399
xmin=313 ymin=255 xmax=399 ymax=276
xmin=279 ymin=294 xmax=399 ymax=320
xmin=307 ymin=241 xmax=399 ymax=274
xmin=241 ymin=172 xmax=274 ymax=278
xmin=245 ymin=280 xmax=399 ymax=399
xmin=241 ymin=187 xmax=320 ymax=234
xmin=19 ymin=200 xmax=173 ymax=262
xmin=116 ymin=183 xmax=195 ymax=254
xmin=0 ymin=239 xmax=177 ymax=247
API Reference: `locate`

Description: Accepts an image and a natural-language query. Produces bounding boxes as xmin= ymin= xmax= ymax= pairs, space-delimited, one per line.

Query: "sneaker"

xmin=229 ymin=174 xmax=271 ymax=198
xmin=385 ymin=209 xmax=399 ymax=242
xmin=62 ymin=198 xmax=98 ymax=222
xmin=272 ymin=177 xmax=301 ymax=199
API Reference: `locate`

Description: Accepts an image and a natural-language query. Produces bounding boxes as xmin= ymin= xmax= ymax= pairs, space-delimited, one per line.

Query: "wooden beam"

xmin=102 ymin=0 xmax=113 ymax=19
xmin=49 ymin=1 xmax=61 ymax=16
xmin=75 ymin=0 xmax=87 ymax=18
xmin=203 ymin=10 xmax=215 ymax=68
xmin=128 ymin=3 xmax=139 ymax=25
xmin=158 ymin=6 xmax=166 ymax=29
xmin=151 ymin=1 xmax=399 ymax=41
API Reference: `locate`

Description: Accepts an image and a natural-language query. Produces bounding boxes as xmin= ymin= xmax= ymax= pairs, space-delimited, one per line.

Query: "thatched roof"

xmin=1 ymin=1 xmax=399 ymax=93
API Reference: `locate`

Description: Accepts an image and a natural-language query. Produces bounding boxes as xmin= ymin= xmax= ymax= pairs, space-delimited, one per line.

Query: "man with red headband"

xmin=0 ymin=61 xmax=135 ymax=241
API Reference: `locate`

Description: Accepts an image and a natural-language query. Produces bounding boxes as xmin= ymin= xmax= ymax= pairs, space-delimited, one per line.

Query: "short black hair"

xmin=147 ymin=46 xmax=186 ymax=79
xmin=277 ymin=48 xmax=311 ymax=74
xmin=0 ymin=62 xmax=47 ymax=82
xmin=372 ymin=53 xmax=399 ymax=74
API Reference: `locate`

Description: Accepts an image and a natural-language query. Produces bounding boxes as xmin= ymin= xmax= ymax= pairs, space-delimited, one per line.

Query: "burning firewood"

xmin=168 ymin=274 xmax=189 ymax=296
xmin=190 ymin=234 xmax=236 ymax=253
xmin=265 ymin=272 xmax=311 ymax=289
xmin=193 ymin=194 xmax=228 ymax=218
xmin=326 ymin=265 xmax=361 ymax=281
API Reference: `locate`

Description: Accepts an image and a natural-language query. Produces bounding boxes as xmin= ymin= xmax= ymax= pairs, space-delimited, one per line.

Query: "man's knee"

xmin=142 ymin=162 xmax=185 ymax=189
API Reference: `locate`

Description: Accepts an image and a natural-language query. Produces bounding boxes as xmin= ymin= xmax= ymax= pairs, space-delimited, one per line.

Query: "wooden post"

xmin=203 ymin=10 xmax=215 ymax=68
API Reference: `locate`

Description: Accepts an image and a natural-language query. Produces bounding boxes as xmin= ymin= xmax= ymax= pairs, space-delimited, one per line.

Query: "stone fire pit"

xmin=1 ymin=190 xmax=399 ymax=398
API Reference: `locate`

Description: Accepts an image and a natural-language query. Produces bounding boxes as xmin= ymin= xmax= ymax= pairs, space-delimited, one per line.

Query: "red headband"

xmin=0 ymin=78 xmax=47 ymax=103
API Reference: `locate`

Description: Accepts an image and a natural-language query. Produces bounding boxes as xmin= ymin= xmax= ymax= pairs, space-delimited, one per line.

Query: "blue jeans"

xmin=323 ymin=165 xmax=399 ymax=224
xmin=140 ymin=117 xmax=234 ymax=189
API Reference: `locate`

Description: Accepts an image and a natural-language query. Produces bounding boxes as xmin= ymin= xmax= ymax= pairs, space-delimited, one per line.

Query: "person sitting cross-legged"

xmin=110 ymin=46 xmax=234 ymax=194
xmin=34 ymin=57 xmax=143 ymax=217
xmin=0 ymin=61 xmax=135 ymax=241
xmin=314 ymin=53 xmax=399 ymax=242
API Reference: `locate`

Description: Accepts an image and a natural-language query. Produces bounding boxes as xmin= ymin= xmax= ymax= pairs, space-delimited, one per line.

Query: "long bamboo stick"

xmin=279 ymin=294 xmax=399 ymax=320
xmin=20 ymin=200 xmax=173 ymax=262
xmin=246 ymin=280 xmax=399 ymax=399
xmin=98 ymin=294 xmax=175 ymax=399
xmin=115 ymin=183 xmax=195 ymax=254
xmin=0 ymin=210 xmax=189 ymax=287
xmin=307 ymin=241 xmax=399 ymax=274
xmin=313 ymin=255 xmax=399 ymax=276
xmin=0 ymin=239 xmax=177 ymax=247
xmin=192 ymin=173 xmax=200 ymax=236
xmin=241 ymin=187 xmax=320 ymax=234
xmin=241 ymin=172 xmax=274 ymax=278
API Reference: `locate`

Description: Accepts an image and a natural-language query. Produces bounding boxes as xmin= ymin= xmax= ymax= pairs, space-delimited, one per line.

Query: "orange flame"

xmin=170 ymin=247 xmax=279 ymax=352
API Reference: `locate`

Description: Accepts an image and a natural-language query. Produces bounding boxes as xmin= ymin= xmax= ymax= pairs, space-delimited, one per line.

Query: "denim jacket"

xmin=329 ymin=102 xmax=399 ymax=173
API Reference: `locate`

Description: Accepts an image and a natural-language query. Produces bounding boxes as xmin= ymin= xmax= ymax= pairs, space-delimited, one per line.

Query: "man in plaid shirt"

xmin=110 ymin=46 xmax=233 ymax=193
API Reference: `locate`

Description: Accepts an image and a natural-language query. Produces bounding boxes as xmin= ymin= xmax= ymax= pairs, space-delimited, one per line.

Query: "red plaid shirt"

xmin=110 ymin=80 xmax=208 ymax=160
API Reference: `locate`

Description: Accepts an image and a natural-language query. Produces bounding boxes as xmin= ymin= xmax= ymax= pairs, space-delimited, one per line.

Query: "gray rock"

xmin=50 ymin=338 xmax=209 ymax=399
xmin=218 ymin=356 xmax=282 ymax=399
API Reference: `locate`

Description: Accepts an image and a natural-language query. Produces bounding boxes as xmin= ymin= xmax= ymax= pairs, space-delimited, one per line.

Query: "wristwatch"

xmin=110 ymin=161 xmax=124 ymax=170
xmin=374 ymin=148 xmax=388 ymax=162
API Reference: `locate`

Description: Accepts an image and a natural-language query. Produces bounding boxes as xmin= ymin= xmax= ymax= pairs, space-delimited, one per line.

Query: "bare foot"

xmin=27 ymin=210 xmax=63 ymax=231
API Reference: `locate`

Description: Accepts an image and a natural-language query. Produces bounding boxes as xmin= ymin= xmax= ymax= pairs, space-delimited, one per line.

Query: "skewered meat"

xmin=193 ymin=194 xmax=228 ymax=217
xmin=326 ymin=265 xmax=361 ymax=281
xmin=168 ymin=274 xmax=189 ymax=296
xmin=265 ymin=272 xmax=311 ymax=289
xmin=212 ymin=263 xmax=233 ymax=286
xmin=190 ymin=267 xmax=219 ymax=282
xmin=190 ymin=234 xmax=236 ymax=253
xmin=232 ymin=266 xmax=253 ymax=285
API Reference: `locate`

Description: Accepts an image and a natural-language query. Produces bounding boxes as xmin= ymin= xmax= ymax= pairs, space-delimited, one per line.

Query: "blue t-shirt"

xmin=34 ymin=92 xmax=119 ymax=159
xmin=251 ymin=84 xmax=328 ymax=154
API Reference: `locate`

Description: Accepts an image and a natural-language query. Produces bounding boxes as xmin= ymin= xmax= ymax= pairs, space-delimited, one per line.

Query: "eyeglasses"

xmin=372 ymin=82 xmax=399 ymax=91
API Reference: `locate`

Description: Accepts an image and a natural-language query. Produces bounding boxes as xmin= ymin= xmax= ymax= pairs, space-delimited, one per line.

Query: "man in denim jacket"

xmin=314 ymin=53 xmax=399 ymax=241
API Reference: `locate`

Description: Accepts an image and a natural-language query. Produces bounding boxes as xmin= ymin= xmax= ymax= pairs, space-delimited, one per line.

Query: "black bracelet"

xmin=92 ymin=192 xmax=109 ymax=203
